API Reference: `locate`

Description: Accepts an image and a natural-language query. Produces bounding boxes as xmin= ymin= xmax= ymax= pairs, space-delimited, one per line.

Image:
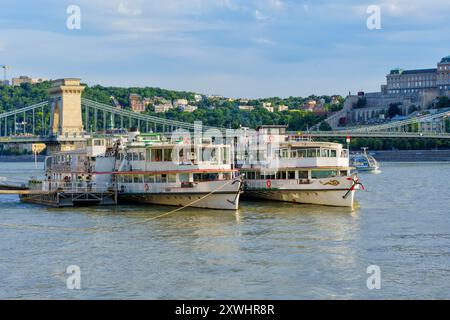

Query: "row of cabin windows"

xmin=118 ymin=174 xmax=177 ymax=184
xmin=245 ymin=170 xmax=348 ymax=180
xmin=279 ymin=148 xmax=338 ymax=158
xmin=117 ymin=172 xmax=230 ymax=184
xmin=119 ymin=148 xmax=228 ymax=163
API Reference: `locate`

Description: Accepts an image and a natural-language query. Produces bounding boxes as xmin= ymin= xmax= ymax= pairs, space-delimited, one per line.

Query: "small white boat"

xmin=350 ymin=148 xmax=380 ymax=172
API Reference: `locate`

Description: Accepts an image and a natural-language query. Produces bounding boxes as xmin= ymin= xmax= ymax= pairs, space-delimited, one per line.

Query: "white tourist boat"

xmin=21 ymin=132 xmax=243 ymax=210
xmin=114 ymin=131 xmax=243 ymax=210
xmin=238 ymin=126 xmax=363 ymax=207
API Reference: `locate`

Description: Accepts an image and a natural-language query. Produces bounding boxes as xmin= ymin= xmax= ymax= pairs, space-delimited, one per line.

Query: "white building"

xmin=278 ymin=105 xmax=289 ymax=112
xmin=239 ymin=105 xmax=254 ymax=111
xmin=173 ymin=98 xmax=188 ymax=107
xmin=154 ymin=104 xmax=174 ymax=113
xmin=181 ymin=105 xmax=198 ymax=113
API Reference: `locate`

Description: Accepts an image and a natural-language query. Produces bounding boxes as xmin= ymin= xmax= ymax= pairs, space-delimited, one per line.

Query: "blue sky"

xmin=1 ymin=0 xmax=449 ymax=98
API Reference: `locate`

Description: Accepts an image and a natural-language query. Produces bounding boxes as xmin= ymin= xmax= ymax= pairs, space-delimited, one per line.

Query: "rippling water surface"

xmin=0 ymin=162 xmax=449 ymax=299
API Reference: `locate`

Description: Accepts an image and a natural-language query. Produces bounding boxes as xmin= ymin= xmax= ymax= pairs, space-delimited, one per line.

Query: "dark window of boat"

xmin=298 ymin=171 xmax=308 ymax=179
xmin=152 ymin=149 xmax=163 ymax=162
xmin=288 ymin=171 xmax=296 ymax=179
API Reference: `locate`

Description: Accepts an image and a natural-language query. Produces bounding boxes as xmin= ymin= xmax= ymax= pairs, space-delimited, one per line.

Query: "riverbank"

xmin=370 ymin=149 xmax=450 ymax=162
xmin=0 ymin=155 xmax=45 ymax=162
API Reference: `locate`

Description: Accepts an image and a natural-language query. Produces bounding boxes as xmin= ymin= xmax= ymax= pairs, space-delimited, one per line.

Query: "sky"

xmin=0 ymin=0 xmax=450 ymax=98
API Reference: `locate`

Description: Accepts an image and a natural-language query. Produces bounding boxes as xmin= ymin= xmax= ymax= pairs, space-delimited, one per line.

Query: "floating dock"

xmin=0 ymin=184 xmax=117 ymax=207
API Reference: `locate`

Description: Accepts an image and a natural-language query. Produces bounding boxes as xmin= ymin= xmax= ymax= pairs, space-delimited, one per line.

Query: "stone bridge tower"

xmin=48 ymin=78 xmax=85 ymax=138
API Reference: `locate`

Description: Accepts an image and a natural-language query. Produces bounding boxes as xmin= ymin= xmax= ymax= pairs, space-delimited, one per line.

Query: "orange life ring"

xmin=183 ymin=137 xmax=190 ymax=144
xmin=266 ymin=180 xmax=271 ymax=188
xmin=268 ymin=135 xmax=275 ymax=143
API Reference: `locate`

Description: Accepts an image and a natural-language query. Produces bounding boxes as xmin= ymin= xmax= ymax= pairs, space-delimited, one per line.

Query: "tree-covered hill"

xmin=0 ymin=82 xmax=333 ymax=131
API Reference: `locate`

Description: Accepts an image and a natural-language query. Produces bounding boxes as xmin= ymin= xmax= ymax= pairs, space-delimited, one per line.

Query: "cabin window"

xmin=255 ymin=172 xmax=261 ymax=180
xmin=144 ymin=175 xmax=154 ymax=183
xmin=281 ymin=149 xmax=289 ymax=158
xmin=330 ymin=150 xmax=337 ymax=157
xmin=152 ymin=149 xmax=163 ymax=162
xmin=155 ymin=174 xmax=167 ymax=183
xmin=179 ymin=173 xmax=190 ymax=182
xmin=288 ymin=171 xmax=296 ymax=179
xmin=339 ymin=170 xmax=348 ymax=176
xmin=146 ymin=150 xmax=151 ymax=162
xmin=246 ymin=171 xmax=255 ymax=180
xmin=276 ymin=171 xmax=287 ymax=179
xmin=261 ymin=173 xmax=276 ymax=180
xmin=311 ymin=170 xmax=338 ymax=179
xmin=163 ymin=149 xmax=173 ymax=162
xmin=133 ymin=175 xmax=143 ymax=183
xmin=168 ymin=174 xmax=176 ymax=183
xmin=222 ymin=147 xmax=229 ymax=164
xmin=139 ymin=152 xmax=145 ymax=161
xmin=133 ymin=153 xmax=139 ymax=161
xmin=298 ymin=171 xmax=308 ymax=179
xmin=124 ymin=175 xmax=132 ymax=183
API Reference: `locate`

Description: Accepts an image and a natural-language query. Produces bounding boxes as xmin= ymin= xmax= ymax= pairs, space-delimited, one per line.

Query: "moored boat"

xmin=238 ymin=126 xmax=363 ymax=207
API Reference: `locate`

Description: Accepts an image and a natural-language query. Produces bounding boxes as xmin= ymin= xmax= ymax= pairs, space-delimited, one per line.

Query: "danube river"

xmin=0 ymin=162 xmax=449 ymax=299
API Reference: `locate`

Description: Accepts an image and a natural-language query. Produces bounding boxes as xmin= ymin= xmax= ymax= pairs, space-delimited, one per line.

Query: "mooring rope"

xmin=0 ymin=177 xmax=242 ymax=233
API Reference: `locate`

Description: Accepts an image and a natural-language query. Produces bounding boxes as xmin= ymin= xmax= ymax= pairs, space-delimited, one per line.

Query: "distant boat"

xmin=350 ymin=148 xmax=380 ymax=172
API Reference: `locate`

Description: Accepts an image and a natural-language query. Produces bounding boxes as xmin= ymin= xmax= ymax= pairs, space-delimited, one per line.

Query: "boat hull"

xmin=242 ymin=175 xmax=358 ymax=207
xmin=242 ymin=189 xmax=355 ymax=207
xmin=120 ymin=191 xmax=241 ymax=210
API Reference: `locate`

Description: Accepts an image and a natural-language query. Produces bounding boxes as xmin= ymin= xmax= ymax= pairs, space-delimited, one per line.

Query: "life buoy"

xmin=268 ymin=135 xmax=275 ymax=143
xmin=266 ymin=180 xmax=271 ymax=188
xmin=145 ymin=183 xmax=150 ymax=192
xmin=183 ymin=137 xmax=190 ymax=144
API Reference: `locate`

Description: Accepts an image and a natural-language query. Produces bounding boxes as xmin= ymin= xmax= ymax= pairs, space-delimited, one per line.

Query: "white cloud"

xmin=254 ymin=9 xmax=267 ymax=21
xmin=117 ymin=2 xmax=142 ymax=16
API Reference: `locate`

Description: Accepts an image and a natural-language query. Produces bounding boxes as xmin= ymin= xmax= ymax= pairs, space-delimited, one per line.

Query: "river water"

xmin=0 ymin=162 xmax=449 ymax=299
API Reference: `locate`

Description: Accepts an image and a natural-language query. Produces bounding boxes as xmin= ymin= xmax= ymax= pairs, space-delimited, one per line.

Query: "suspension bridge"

xmin=0 ymin=78 xmax=449 ymax=154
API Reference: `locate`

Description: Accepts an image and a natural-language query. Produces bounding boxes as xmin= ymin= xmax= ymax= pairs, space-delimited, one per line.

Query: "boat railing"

xmin=42 ymin=181 xmax=113 ymax=193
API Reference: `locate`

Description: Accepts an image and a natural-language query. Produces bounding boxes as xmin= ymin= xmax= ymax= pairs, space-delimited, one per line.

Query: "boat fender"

xmin=266 ymin=180 xmax=271 ymax=188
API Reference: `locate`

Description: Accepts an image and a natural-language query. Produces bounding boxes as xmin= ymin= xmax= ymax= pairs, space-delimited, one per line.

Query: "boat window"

xmin=246 ymin=171 xmax=255 ymax=180
xmin=255 ymin=172 xmax=261 ymax=180
xmin=139 ymin=152 xmax=145 ymax=161
xmin=330 ymin=150 xmax=337 ymax=157
xmin=276 ymin=171 xmax=287 ymax=179
xmin=288 ymin=171 xmax=296 ymax=179
xmin=261 ymin=173 xmax=276 ymax=180
xmin=133 ymin=175 xmax=143 ymax=183
xmin=155 ymin=174 xmax=166 ymax=183
xmin=298 ymin=171 xmax=308 ymax=179
xmin=146 ymin=150 xmax=151 ymax=162
xmin=168 ymin=174 xmax=176 ymax=183
xmin=124 ymin=175 xmax=132 ymax=183
xmin=222 ymin=147 xmax=229 ymax=164
xmin=193 ymin=173 xmax=219 ymax=182
xmin=133 ymin=153 xmax=139 ymax=161
xmin=163 ymin=149 xmax=173 ymax=162
xmin=179 ymin=173 xmax=190 ymax=182
xmin=144 ymin=175 xmax=154 ymax=183
xmin=152 ymin=149 xmax=163 ymax=162
xmin=311 ymin=170 xmax=338 ymax=179
xmin=339 ymin=170 xmax=348 ymax=176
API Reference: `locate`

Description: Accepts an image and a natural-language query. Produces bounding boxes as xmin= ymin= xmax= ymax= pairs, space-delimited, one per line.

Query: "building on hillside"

xmin=173 ymin=98 xmax=188 ymax=107
xmin=129 ymin=94 xmax=145 ymax=113
xmin=238 ymin=105 xmax=254 ymax=111
xmin=278 ymin=105 xmax=289 ymax=112
xmin=194 ymin=94 xmax=203 ymax=102
xmin=154 ymin=103 xmax=173 ymax=113
xmin=180 ymin=105 xmax=198 ymax=113
xmin=12 ymin=76 xmax=44 ymax=86
xmin=331 ymin=55 xmax=450 ymax=128
xmin=263 ymin=106 xmax=274 ymax=112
